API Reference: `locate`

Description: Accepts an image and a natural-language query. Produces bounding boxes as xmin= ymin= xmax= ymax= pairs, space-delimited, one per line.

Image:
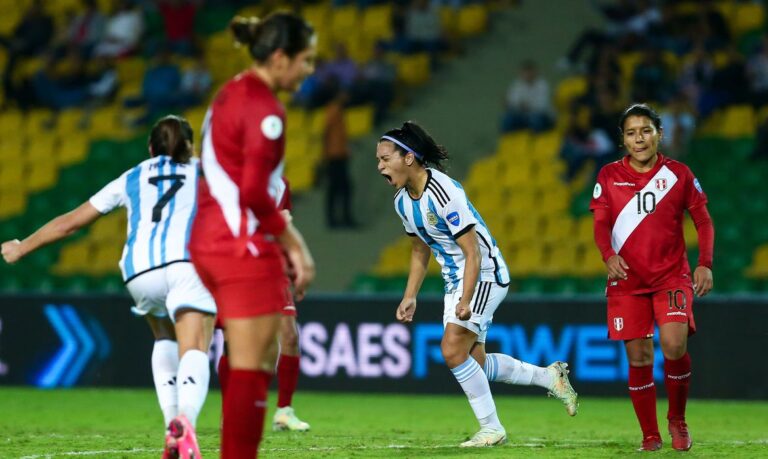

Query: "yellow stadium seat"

xmin=26 ymin=162 xmax=58 ymax=192
xmin=505 ymin=188 xmax=536 ymax=216
xmin=116 ymin=57 xmax=146 ymax=82
xmin=683 ymin=215 xmax=698 ymax=248
xmin=531 ymin=130 xmax=563 ymax=159
xmin=285 ymin=108 xmax=307 ymax=136
xmin=361 ymin=4 xmax=394 ymax=41
xmin=506 ymin=215 xmax=542 ymax=245
xmin=87 ymin=105 xmax=123 ymax=139
xmin=439 ymin=7 xmax=458 ymax=36
xmin=57 ymin=133 xmax=89 ymax=166
xmin=0 ymin=109 xmax=23 ymax=136
xmin=23 ymin=108 xmax=54 ymax=138
xmin=308 ymin=108 xmax=327 ymax=137
xmin=0 ymin=136 xmax=25 ymax=162
xmin=0 ymin=162 xmax=24 ymax=191
xmin=509 ymin=243 xmax=546 ymax=276
xmin=285 ymin=134 xmax=309 ymax=161
xmin=456 ymin=4 xmax=488 ymax=37
xmin=91 ymin=213 xmax=126 ymax=244
xmin=719 ymin=105 xmax=755 ymax=138
xmin=329 ymin=5 xmax=359 ymax=43
xmin=25 ymin=136 xmax=57 ymax=164
xmin=536 ymin=186 xmax=569 ymax=215
xmin=88 ymin=243 xmax=123 ymax=275
xmin=344 ymin=30 xmax=374 ymax=64
xmin=554 ymin=76 xmax=588 ymax=111
xmin=284 ymin=161 xmax=315 ymax=193
xmin=302 ymin=3 xmax=330 ymax=31
xmin=52 ymin=241 xmax=92 ymax=275
xmin=617 ymin=52 xmax=643 ymax=81
xmin=0 ymin=191 xmax=27 ymax=218
xmin=576 ymin=243 xmax=607 ymax=277
xmin=540 ymin=216 xmax=574 ymax=243
xmin=731 ymin=2 xmax=765 ymax=37
xmin=497 ymin=131 xmax=532 ymax=159
xmin=575 ymin=214 xmax=594 ymax=245
xmin=542 ymin=243 xmax=580 ymax=277
xmin=345 ymin=104 xmax=374 ymax=138
xmin=746 ymin=244 xmax=768 ymax=278
xmin=396 ymin=53 xmax=431 ymax=86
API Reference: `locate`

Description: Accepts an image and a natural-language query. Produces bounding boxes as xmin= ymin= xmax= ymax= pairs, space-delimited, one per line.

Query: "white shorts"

xmin=125 ymin=262 xmax=216 ymax=322
xmin=443 ymin=281 xmax=508 ymax=343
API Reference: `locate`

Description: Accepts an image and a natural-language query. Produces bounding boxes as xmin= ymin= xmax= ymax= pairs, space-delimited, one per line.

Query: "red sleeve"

xmin=279 ymin=177 xmax=292 ymax=211
xmin=593 ymin=208 xmax=617 ymax=262
xmin=688 ymin=204 xmax=714 ymax=269
xmin=240 ymin=93 xmax=286 ymax=236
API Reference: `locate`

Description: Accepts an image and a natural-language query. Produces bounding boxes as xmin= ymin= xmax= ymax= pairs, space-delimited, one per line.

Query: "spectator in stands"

xmin=560 ymin=92 xmax=617 ymax=183
xmin=659 ymin=93 xmax=696 ymax=158
xmin=701 ymin=46 xmax=749 ymax=117
xmin=0 ymin=0 xmax=54 ymax=107
xmin=156 ymin=0 xmax=201 ymax=55
xmin=54 ymin=0 xmax=106 ymax=59
xmin=501 ymin=60 xmax=553 ymax=132
xmin=180 ymin=53 xmax=212 ymax=105
xmin=747 ymin=33 xmax=768 ymax=107
xmin=678 ymin=42 xmax=714 ymax=116
xmin=359 ymin=43 xmax=397 ymax=124
xmin=125 ymin=48 xmax=187 ymax=125
xmin=93 ymin=0 xmax=145 ymax=58
xmin=690 ymin=0 xmax=731 ymax=51
xmin=323 ymin=86 xmax=356 ymax=229
xmin=32 ymin=50 xmax=117 ymax=110
xmin=632 ymin=48 xmax=673 ymax=103
xmin=397 ymin=0 xmax=446 ymax=56
xmin=316 ymin=43 xmax=359 ymax=91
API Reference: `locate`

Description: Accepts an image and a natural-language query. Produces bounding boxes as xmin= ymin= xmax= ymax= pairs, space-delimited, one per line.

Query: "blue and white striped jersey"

xmin=89 ymin=156 xmax=200 ymax=282
xmin=394 ymin=168 xmax=510 ymax=293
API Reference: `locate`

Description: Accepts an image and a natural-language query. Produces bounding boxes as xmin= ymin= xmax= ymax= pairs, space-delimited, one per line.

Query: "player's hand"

xmin=279 ymin=225 xmax=315 ymax=301
xmin=455 ymin=300 xmax=471 ymax=321
xmin=693 ymin=266 xmax=713 ymax=297
xmin=1 ymin=239 xmax=24 ymax=264
xmin=281 ymin=209 xmax=293 ymax=224
xmin=396 ymin=297 xmax=417 ymax=323
xmin=605 ymin=255 xmax=629 ymax=280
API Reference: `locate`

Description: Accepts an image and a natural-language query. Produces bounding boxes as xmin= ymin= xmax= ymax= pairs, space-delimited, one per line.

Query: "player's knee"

xmin=280 ymin=331 xmax=299 ymax=354
xmin=440 ymin=342 xmax=467 ymax=368
xmin=661 ymin=339 xmax=687 ymax=360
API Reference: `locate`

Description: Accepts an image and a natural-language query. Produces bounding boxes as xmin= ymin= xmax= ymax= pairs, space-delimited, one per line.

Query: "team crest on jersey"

xmin=655 ymin=178 xmax=667 ymax=191
xmin=593 ymin=183 xmax=602 ymax=198
xmin=614 ymin=317 xmax=624 ymax=331
xmin=426 ymin=211 xmax=438 ymax=226
xmin=261 ymin=115 xmax=283 ymax=140
xmin=447 ymin=211 xmax=461 ymax=226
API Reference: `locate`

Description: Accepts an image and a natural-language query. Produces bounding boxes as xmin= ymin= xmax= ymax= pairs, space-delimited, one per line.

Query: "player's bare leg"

xmin=625 ymin=338 xmax=662 ymax=451
xmin=443 ymin=324 xmax=506 ymax=447
xmin=274 ymin=315 xmax=309 ymax=432
xmin=473 ymin=345 xmax=578 ymax=416
xmin=660 ymin=322 xmax=692 ymax=451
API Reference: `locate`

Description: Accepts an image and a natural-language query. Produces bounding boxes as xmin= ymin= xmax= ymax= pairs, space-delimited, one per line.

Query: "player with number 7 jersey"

xmin=590 ymin=104 xmax=714 ymax=453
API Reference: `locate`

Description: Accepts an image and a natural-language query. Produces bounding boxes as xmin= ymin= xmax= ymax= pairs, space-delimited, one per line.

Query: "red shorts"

xmin=606 ymin=286 xmax=697 ymax=340
xmin=192 ymin=252 xmax=290 ymax=321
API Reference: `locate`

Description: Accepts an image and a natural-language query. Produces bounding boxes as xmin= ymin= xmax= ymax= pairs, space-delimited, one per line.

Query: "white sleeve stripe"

xmin=611 ymin=165 xmax=679 ymax=254
xmin=201 ymin=111 xmax=242 ymax=238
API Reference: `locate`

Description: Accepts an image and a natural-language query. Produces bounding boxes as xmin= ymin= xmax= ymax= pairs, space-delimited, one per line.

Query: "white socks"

xmin=484 ymin=353 xmax=553 ymax=389
xmin=451 ymin=357 xmax=503 ymax=430
xmin=177 ymin=349 xmax=210 ymax=427
xmin=151 ymin=340 xmax=179 ymax=426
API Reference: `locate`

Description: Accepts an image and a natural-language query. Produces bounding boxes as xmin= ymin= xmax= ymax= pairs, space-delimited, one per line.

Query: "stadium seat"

xmin=52 ymin=241 xmax=91 ymax=275
xmin=746 ymin=244 xmax=768 ymax=278
xmin=329 ymin=5 xmax=359 ymax=45
xmin=456 ymin=4 xmax=488 ymax=37
xmin=285 ymin=108 xmax=307 ymax=136
xmin=731 ymin=2 xmax=765 ymax=37
xmin=554 ymin=76 xmax=587 ymax=112
xmin=26 ymin=162 xmax=59 ymax=192
xmin=285 ymin=134 xmax=309 ymax=161
xmin=361 ymin=4 xmax=393 ymax=41
xmin=56 ymin=133 xmax=89 ymax=166
xmin=395 ymin=53 xmax=431 ymax=86
xmin=345 ymin=104 xmax=374 ymax=139
xmin=719 ymin=105 xmax=755 ymax=138
xmin=0 ymin=109 xmax=24 ymax=137
xmin=0 ymin=191 xmax=27 ymax=218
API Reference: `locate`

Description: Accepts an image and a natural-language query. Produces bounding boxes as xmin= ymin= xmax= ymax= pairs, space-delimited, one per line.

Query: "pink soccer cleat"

xmin=163 ymin=415 xmax=202 ymax=459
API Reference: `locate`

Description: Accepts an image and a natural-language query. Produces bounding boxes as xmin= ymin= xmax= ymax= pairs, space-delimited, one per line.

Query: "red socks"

xmin=277 ymin=354 xmax=300 ymax=408
xmin=218 ymin=354 xmax=230 ymax=397
xmin=664 ymin=353 xmax=691 ymax=421
xmin=628 ymin=365 xmax=659 ymax=438
xmin=221 ymin=369 xmax=272 ymax=459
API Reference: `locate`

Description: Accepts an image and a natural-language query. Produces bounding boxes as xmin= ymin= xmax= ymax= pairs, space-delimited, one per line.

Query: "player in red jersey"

xmin=590 ymin=104 xmax=714 ymax=452
xmin=189 ymin=13 xmax=316 ymax=458
xmin=216 ymin=178 xmax=310 ymax=432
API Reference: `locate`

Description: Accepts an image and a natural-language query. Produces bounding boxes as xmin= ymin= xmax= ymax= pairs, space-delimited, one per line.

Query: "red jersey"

xmin=590 ymin=154 xmax=712 ymax=296
xmin=190 ymin=72 xmax=288 ymax=258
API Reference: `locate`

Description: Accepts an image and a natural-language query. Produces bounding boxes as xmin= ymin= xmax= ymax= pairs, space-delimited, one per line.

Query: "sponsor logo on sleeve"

xmin=593 ymin=183 xmax=602 ymax=198
xmin=447 ymin=212 xmax=460 ymax=226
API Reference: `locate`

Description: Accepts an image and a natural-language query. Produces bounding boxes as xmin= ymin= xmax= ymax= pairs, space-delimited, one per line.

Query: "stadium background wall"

xmin=0 ymin=294 xmax=765 ymax=399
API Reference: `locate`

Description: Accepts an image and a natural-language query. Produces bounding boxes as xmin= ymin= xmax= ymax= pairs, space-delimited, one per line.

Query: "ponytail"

xmin=379 ymin=121 xmax=449 ymax=171
xmin=230 ymin=12 xmax=314 ymax=63
xmin=149 ymin=115 xmax=194 ymax=164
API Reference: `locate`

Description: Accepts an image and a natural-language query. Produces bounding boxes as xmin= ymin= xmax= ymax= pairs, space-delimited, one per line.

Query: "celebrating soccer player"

xmin=188 ymin=13 xmax=316 ymax=458
xmin=376 ymin=121 xmax=578 ymax=448
xmin=1 ymin=116 xmax=215 ymax=458
xmin=590 ymin=103 xmax=714 ymax=452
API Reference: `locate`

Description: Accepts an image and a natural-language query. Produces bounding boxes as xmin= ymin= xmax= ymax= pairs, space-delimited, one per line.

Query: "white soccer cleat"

xmin=459 ymin=426 xmax=507 ymax=447
xmin=272 ymin=406 xmax=310 ymax=432
xmin=547 ymin=361 xmax=579 ymax=416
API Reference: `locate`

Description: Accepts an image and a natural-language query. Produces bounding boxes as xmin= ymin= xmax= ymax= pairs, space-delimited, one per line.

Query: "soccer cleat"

xmin=273 ymin=406 xmax=310 ymax=432
xmin=163 ymin=415 xmax=202 ymax=459
xmin=546 ymin=361 xmax=579 ymax=416
xmin=668 ymin=418 xmax=692 ymax=451
xmin=638 ymin=435 xmax=663 ymax=451
xmin=459 ymin=426 xmax=508 ymax=447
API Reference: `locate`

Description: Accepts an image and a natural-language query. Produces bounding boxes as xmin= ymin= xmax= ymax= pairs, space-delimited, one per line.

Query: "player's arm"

xmin=592 ymin=207 xmax=629 ymax=280
xmin=1 ymin=202 xmax=102 ymax=264
xmin=397 ymin=236 xmax=431 ymax=323
xmin=454 ymin=226 xmax=480 ymax=321
xmin=688 ymin=204 xmax=714 ymax=297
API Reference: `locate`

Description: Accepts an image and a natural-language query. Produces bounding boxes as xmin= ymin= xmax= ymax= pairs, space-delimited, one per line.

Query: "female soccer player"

xmin=1 ymin=115 xmax=214 ymax=458
xmin=376 ymin=121 xmax=579 ymax=448
xmin=216 ymin=178 xmax=310 ymax=432
xmin=590 ymin=103 xmax=714 ymax=452
xmin=188 ymin=13 xmax=316 ymax=458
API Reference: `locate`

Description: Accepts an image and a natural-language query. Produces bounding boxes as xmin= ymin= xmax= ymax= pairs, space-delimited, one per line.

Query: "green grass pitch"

xmin=0 ymin=388 xmax=766 ymax=458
